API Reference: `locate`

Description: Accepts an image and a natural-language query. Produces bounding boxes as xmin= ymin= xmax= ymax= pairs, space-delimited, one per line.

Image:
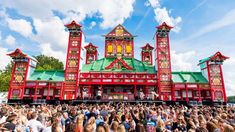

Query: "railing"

xmin=79 ymin=72 xmax=157 ymax=85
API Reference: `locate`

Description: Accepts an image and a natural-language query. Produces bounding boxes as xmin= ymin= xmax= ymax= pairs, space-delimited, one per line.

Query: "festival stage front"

xmin=6 ymin=21 xmax=229 ymax=105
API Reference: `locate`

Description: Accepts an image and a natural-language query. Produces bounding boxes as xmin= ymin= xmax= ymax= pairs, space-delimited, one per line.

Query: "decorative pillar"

xmin=46 ymin=82 xmax=50 ymax=100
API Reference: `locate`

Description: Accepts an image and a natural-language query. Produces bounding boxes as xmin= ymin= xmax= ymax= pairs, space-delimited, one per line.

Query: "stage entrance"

xmin=102 ymin=85 xmax=135 ymax=100
xmin=79 ymin=85 xmax=158 ymax=101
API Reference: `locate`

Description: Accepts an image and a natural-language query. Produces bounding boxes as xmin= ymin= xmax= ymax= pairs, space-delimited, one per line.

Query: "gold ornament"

xmin=69 ymin=60 xmax=77 ymax=67
xmin=15 ymin=75 xmax=23 ymax=82
xmin=115 ymin=27 xmax=123 ymax=36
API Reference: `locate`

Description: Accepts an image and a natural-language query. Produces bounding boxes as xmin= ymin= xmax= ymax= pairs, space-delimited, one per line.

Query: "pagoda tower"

xmin=141 ymin=43 xmax=154 ymax=65
xmin=84 ymin=42 xmax=98 ymax=64
xmin=63 ymin=20 xmax=83 ymax=100
xmin=199 ymin=52 xmax=229 ymax=102
xmin=7 ymin=49 xmax=37 ymax=100
xmin=156 ymin=22 xmax=173 ymax=101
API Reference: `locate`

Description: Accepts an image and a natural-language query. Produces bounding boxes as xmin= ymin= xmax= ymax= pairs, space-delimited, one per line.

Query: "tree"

xmin=227 ymin=96 xmax=235 ymax=102
xmin=0 ymin=62 xmax=13 ymax=92
xmin=34 ymin=55 xmax=64 ymax=70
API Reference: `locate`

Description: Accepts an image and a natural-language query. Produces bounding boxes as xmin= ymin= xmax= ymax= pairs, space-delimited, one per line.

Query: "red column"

xmin=46 ymin=82 xmax=50 ymax=100
xmin=8 ymin=63 xmax=17 ymax=99
xmin=186 ymin=85 xmax=189 ymax=102
xmin=134 ymin=85 xmax=136 ymax=98
xmin=81 ymin=86 xmax=83 ymax=99
xmin=145 ymin=85 xmax=148 ymax=99
xmin=88 ymin=85 xmax=91 ymax=99
xmin=100 ymin=85 xmax=103 ymax=100
xmin=198 ymin=84 xmax=202 ymax=102
xmin=33 ymin=81 xmax=38 ymax=101
xmin=172 ymin=84 xmax=176 ymax=101
xmin=60 ymin=82 xmax=64 ymax=100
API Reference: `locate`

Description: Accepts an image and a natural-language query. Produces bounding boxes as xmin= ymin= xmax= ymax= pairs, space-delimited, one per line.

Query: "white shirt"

xmin=42 ymin=126 xmax=51 ymax=132
xmin=42 ymin=126 xmax=62 ymax=132
xmin=0 ymin=116 xmax=7 ymax=124
xmin=97 ymin=90 xmax=102 ymax=96
xmin=27 ymin=119 xmax=44 ymax=132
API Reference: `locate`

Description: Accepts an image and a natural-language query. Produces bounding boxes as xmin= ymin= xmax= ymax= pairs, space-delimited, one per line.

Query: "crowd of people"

xmin=0 ymin=103 xmax=235 ymax=132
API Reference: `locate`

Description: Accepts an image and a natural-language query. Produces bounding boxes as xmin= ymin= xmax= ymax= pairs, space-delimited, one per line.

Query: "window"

xmin=24 ymin=89 xmax=30 ymax=95
xmin=215 ymin=91 xmax=223 ymax=99
xmin=88 ymin=55 xmax=94 ymax=61
xmin=12 ymin=89 xmax=20 ymax=96
xmin=117 ymin=45 xmax=122 ymax=53
xmin=175 ymin=91 xmax=180 ymax=97
xmin=144 ymin=56 xmax=150 ymax=61
xmin=193 ymin=91 xmax=199 ymax=97
xmin=107 ymin=45 xmax=113 ymax=53
xmin=161 ymin=74 xmax=169 ymax=81
xmin=126 ymin=44 xmax=132 ymax=53
xmin=159 ymin=42 xmax=167 ymax=47
xmin=71 ymin=41 xmax=78 ymax=46
xmin=68 ymin=74 xmax=76 ymax=80
xmin=210 ymin=65 xmax=220 ymax=74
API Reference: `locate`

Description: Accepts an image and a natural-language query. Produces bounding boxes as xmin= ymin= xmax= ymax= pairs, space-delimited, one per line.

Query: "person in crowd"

xmin=0 ymin=103 xmax=234 ymax=132
xmin=27 ymin=112 xmax=44 ymax=132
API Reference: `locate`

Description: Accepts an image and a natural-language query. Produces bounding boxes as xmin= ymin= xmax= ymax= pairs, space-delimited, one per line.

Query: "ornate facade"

xmin=7 ymin=21 xmax=229 ymax=104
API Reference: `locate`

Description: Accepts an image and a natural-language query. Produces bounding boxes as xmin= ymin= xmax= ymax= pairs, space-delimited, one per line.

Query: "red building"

xmin=7 ymin=21 xmax=229 ymax=105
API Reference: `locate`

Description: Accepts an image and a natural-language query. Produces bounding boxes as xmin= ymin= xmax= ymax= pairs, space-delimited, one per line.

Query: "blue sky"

xmin=0 ymin=0 xmax=235 ymax=95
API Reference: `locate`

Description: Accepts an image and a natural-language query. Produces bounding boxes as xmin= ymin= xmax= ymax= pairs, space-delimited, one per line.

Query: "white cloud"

xmin=185 ymin=8 xmax=235 ymax=41
xmin=89 ymin=21 xmax=96 ymax=29
xmin=5 ymin=35 xmax=15 ymax=46
xmin=171 ymin=50 xmax=197 ymax=71
xmin=0 ymin=31 xmax=2 ymax=40
xmin=0 ymin=0 xmax=135 ymax=64
xmin=32 ymin=17 xmax=68 ymax=51
xmin=146 ymin=0 xmax=182 ymax=32
xmin=1 ymin=0 xmax=135 ymax=29
xmin=6 ymin=18 xmax=32 ymax=37
xmin=154 ymin=7 xmax=182 ymax=32
xmin=98 ymin=0 xmax=135 ymax=29
xmin=147 ymin=0 xmax=160 ymax=8
xmin=0 ymin=47 xmax=11 ymax=70
xmin=223 ymin=58 xmax=235 ymax=96
xmin=40 ymin=43 xmax=67 ymax=63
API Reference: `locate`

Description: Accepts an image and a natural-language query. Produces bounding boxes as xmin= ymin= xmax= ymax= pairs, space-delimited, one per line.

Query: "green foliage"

xmin=227 ymin=96 xmax=235 ymax=102
xmin=0 ymin=62 xmax=13 ymax=92
xmin=34 ymin=55 xmax=64 ymax=70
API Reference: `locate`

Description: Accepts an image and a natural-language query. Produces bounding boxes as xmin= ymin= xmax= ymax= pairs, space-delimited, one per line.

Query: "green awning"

xmin=28 ymin=70 xmax=64 ymax=81
xmin=172 ymin=72 xmax=208 ymax=83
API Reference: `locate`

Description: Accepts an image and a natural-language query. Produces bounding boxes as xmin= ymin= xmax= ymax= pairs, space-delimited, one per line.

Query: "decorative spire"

xmin=65 ymin=20 xmax=82 ymax=29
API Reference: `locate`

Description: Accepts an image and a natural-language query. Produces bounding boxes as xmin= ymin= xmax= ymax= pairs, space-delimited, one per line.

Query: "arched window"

xmin=107 ymin=44 xmax=113 ymax=53
xmin=126 ymin=44 xmax=132 ymax=53
xmin=117 ymin=45 xmax=122 ymax=53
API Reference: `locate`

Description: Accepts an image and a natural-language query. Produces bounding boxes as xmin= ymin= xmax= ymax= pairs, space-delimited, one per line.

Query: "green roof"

xmin=172 ymin=72 xmax=208 ymax=83
xmin=28 ymin=70 xmax=64 ymax=81
xmin=81 ymin=57 xmax=156 ymax=73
